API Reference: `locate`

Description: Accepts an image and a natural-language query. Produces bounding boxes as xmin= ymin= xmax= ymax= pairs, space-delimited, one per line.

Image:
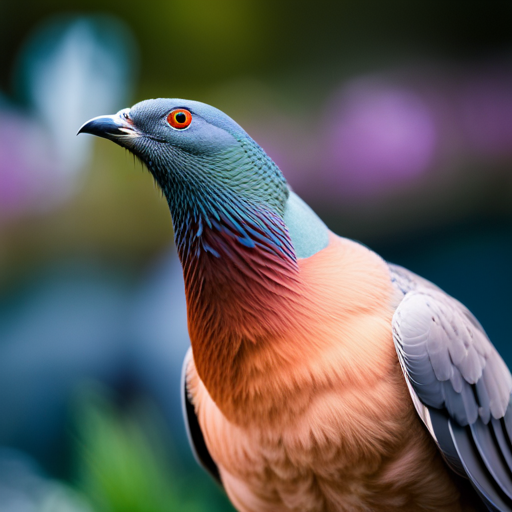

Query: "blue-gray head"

xmin=79 ymin=98 xmax=289 ymax=216
xmin=79 ymin=99 xmax=294 ymax=262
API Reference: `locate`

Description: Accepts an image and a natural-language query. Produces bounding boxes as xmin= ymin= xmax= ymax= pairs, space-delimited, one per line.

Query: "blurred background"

xmin=1 ymin=1 xmax=512 ymax=510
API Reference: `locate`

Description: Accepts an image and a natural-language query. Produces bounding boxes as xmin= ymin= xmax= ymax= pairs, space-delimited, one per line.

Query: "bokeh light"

xmin=323 ymin=80 xmax=438 ymax=196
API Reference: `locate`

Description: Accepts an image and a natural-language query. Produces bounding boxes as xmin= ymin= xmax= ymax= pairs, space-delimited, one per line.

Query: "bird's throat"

xmin=174 ymin=200 xmax=301 ymax=414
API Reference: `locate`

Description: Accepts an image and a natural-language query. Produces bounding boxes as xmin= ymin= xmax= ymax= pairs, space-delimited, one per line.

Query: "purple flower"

xmin=322 ymin=80 xmax=438 ymax=197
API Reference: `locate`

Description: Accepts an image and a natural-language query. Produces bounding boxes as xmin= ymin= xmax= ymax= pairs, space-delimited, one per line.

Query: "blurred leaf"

xmin=73 ymin=387 xmax=233 ymax=512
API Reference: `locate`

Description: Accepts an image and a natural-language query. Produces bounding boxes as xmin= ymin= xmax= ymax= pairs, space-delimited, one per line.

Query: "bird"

xmin=79 ymin=99 xmax=512 ymax=512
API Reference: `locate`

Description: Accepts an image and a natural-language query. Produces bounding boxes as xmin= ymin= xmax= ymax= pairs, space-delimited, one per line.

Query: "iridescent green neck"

xmin=147 ymin=134 xmax=329 ymax=262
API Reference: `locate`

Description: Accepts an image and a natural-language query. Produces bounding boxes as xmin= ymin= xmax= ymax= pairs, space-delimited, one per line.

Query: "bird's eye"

xmin=167 ymin=109 xmax=192 ymax=130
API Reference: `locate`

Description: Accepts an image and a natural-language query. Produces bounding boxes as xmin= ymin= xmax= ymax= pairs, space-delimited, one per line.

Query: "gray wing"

xmin=391 ymin=264 xmax=512 ymax=511
xmin=181 ymin=348 xmax=222 ymax=486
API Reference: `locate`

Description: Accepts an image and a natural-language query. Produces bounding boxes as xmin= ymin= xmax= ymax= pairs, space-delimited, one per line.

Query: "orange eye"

xmin=167 ymin=109 xmax=192 ymax=130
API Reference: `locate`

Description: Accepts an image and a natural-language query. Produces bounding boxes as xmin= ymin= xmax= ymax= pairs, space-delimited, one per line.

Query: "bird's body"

xmin=185 ymin=231 xmax=462 ymax=511
xmin=80 ymin=98 xmax=512 ymax=512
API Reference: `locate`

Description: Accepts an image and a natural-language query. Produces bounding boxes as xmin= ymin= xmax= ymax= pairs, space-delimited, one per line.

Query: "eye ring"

xmin=167 ymin=109 xmax=192 ymax=130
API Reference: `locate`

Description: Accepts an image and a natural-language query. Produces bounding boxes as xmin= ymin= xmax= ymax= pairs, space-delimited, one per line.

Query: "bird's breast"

xmin=185 ymin=234 xmax=462 ymax=511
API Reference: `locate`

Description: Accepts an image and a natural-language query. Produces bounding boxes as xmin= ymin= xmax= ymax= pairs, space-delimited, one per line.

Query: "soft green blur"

xmin=74 ymin=388 xmax=232 ymax=512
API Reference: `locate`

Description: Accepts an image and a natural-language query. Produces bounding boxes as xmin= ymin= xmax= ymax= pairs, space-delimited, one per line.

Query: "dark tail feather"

xmin=470 ymin=420 xmax=512 ymax=500
xmin=450 ymin=420 xmax=512 ymax=511
xmin=491 ymin=417 xmax=512 ymax=475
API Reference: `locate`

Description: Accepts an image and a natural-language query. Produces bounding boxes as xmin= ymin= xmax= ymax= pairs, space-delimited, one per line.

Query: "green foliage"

xmin=73 ymin=389 xmax=234 ymax=512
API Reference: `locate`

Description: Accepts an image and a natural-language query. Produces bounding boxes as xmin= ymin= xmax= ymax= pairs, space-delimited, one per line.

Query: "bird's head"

xmin=78 ymin=99 xmax=289 ymax=220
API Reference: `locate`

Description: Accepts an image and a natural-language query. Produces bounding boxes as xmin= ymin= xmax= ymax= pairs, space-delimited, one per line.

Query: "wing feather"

xmin=390 ymin=264 xmax=512 ymax=510
xmin=450 ymin=421 xmax=512 ymax=511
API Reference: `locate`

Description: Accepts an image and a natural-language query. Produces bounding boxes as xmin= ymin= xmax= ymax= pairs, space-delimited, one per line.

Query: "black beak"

xmin=77 ymin=108 xmax=138 ymax=141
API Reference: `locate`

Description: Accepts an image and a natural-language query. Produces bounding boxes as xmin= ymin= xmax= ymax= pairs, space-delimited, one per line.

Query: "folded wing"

xmin=391 ymin=264 xmax=512 ymax=511
xmin=181 ymin=348 xmax=222 ymax=486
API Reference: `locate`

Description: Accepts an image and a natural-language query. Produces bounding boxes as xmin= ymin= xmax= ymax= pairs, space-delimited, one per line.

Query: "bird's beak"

xmin=77 ymin=108 xmax=139 ymax=141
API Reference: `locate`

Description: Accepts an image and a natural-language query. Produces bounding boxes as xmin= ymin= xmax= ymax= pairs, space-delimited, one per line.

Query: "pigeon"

xmin=79 ymin=98 xmax=512 ymax=511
